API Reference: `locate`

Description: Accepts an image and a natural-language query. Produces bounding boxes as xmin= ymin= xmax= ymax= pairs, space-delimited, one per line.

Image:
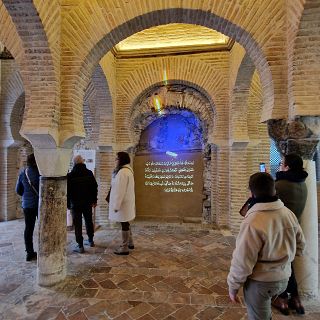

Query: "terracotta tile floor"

xmin=0 ymin=219 xmax=319 ymax=320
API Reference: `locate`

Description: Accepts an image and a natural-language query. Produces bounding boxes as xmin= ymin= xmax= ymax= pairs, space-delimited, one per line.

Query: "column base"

xmin=37 ymin=254 xmax=66 ymax=286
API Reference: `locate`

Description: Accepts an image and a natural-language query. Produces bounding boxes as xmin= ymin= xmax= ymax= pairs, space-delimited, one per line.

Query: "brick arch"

xmin=0 ymin=63 xmax=24 ymax=146
xmin=91 ymin=65 xmax=113 ymax=146
xmin=82 ymin=81 xmax=98 ymax=147
xmin=75 ymin=65 xmax=114 ymax=149
xmin=128 ymin=81 xmax=215 ymax=148
xmin=61 ymin=8 xmax=274 ymax=146
xmin=0 ymin=3 xmax=25 ymax=65
xmin=10 ymin=93 xmax=26 ymax=146
xmin=116 ymin=56 xmax=228 ymax=147
xmin=2 ymin=0 xmax=59 ymax=148
xmin=291 ymin=0 xmax=320 ymax=118
xmin=230 ymin=53 xmax=257 ymax=144
xmin=248 ymin=71 xmax=264 ymax=140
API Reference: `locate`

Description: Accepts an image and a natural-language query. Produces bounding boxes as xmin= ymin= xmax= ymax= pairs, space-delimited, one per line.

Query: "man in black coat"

xmin=67 ymin=155 xmax=98 ymax=253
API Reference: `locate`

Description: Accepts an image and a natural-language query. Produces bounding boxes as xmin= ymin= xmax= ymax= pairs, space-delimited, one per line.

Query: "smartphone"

xmin=259 ymin=162 xmax=266 ymax=172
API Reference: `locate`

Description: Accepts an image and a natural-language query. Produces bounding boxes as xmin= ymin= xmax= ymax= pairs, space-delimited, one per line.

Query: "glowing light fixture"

xmin=115 ymin=24 xmax=229 ymax=54
xmin=166 ymin=151 xmax=178 ymax=158
xmin=163 ymin=68 xmax=168 ymax=85
xmin=153 ymin=95 xmax=162 ymax=114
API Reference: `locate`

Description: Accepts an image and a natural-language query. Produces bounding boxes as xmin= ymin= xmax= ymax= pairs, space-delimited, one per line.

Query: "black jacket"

xmin=275 ymin=169 xmax=308 ymax=222
xmin=67 ymin=163 xmax=98 ymax=209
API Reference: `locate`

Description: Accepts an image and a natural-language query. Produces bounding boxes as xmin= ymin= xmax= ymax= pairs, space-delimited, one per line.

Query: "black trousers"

xmin=71 ymin=205 xmax=94 ymax=246
xmin=23 ymin=207 xmax=38 ymax=254
xmin=279 ymin=263 xmax=299 ymax=298
xmin=121 ymin=221 xmax=130 ymax=231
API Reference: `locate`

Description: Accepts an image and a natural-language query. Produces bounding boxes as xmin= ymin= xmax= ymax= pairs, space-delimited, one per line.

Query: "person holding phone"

xmin=228 ymin=172 xmax=305 ymax=320
xmin=272 ymin=153 xmax=308 ymax=315
xmin=239 ymin=162 xmax=267 ymax=217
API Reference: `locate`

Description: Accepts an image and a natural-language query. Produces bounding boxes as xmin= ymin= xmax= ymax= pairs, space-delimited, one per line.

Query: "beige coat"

xmin=227 ymin=199 xmax=305 ymax=294
xmin=109 ymin=165 xmax=136 ymax=222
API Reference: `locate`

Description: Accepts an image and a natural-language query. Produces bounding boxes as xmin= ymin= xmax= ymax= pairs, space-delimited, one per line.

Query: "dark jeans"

xmin=121 ymin=221 xmax=130 ymax=231
xmin=23 ymin=207 xmax=38 ymax=254
xmin=279 ymin=263 xmax=299 ymax=298
xmin=71 ymin=205 xmax=94 ymax=247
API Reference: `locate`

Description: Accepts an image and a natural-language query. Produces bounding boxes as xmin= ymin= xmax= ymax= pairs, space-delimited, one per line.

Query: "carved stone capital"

xmin=267 ymin=117 xmax=320 ymax=160
xmin=0 ymin=47 xmax=14 ymax=59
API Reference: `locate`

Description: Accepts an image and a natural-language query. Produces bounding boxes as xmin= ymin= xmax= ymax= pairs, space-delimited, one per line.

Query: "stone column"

xmin=268 ymin=117 xmax=319 ymax=298
xmin=34 ymin=147 xmax=73 ymax=287
xmin=37 ymin=176 xmax=67 ymax=286
xmin=295 ymin=159 xmax=318 ymax=297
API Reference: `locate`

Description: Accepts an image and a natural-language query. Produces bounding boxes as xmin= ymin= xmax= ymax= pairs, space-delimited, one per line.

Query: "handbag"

xmin=105 ymin=187 xmax=111 ymax=203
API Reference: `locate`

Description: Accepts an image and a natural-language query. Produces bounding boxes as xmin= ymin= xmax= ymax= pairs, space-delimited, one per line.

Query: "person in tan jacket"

xmin=227 ymin=172 xmax=305 ymax=320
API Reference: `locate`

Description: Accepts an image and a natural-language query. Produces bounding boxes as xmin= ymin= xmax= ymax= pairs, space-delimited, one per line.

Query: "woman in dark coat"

xmin=16 ymin=153 xmax=40 ymax=261
xmin=272 ymin=153 xmax=308 ymax=315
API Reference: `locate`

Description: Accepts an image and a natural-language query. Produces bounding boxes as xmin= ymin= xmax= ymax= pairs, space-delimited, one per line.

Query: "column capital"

xmin=34 ymin=147 xmax=73 ymax=177
xmin=267 ymin=117 xmax=320 ymax=160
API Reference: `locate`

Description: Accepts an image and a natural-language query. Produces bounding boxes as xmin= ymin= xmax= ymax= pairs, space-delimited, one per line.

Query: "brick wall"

xmin=0 ymin=1 xmax=318 ymax=231
xmin=0 ymin=59 xmax=26 ymax=221
xmin=292 ymin=0 xmax=320 ymax=117
xmin=2 ymin=1 xmax=60 ymax=143
xmin=59 ymin=3 xmax=291 ymax=143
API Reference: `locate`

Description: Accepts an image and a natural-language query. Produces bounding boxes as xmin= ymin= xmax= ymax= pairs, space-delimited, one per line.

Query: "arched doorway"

xmin=133 ymin=109 xmax=209 ymax=223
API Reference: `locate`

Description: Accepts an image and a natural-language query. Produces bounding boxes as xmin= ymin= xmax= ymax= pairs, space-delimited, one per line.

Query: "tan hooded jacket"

xmin=227 ymin=199 xmax=305 ymax=294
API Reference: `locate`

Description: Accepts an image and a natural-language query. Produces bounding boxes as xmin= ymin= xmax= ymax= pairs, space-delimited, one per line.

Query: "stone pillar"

xmin=268 ymin=117 xmax=319 ymax=298
xmin=294 ymin=160 xmax=318 ymax=297
xmin=37 ymin=176 xmax=67 ymax=286
xmin=33 ymin=147 xmax=73 ymax=287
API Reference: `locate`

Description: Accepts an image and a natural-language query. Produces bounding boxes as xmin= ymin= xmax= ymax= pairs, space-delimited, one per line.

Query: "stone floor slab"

xmin=0 ymin=220 xmax=319 ymax=319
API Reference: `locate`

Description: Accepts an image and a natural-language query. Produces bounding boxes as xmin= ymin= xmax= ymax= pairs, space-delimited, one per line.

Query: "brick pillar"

xmin=37 ymin=176 xmax=67 ymax=286
xmin=229 ymin=143 xmax=249 ymax=232
xmin=95 ymin=147 xmax=114 ymax=226
xmin=268 ymin=118 xmax=319 ymax=298
xmin=0 ymin=145 xmax=20 ymax=221
xmin=213 ymin=145 xmax=230 ymax=227
xmin=210 ymin=144 xmax=218 ymax=224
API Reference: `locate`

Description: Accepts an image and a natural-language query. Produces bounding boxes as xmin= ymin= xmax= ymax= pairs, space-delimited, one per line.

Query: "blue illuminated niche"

xmin=139 ymin=111 xmax=203 ymax=152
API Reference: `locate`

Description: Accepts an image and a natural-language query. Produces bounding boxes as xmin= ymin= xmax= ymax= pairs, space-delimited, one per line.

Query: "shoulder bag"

xmin=25 ymin=168 xmax=39 ymax=197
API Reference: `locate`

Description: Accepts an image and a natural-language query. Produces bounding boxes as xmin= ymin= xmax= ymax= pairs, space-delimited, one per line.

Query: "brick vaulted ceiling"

xmin=113 ymin=24 xmax=232 ymax=57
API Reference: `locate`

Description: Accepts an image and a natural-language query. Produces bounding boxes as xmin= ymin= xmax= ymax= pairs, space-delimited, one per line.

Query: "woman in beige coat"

xmin=109 ymin=152 xmax=136 ymax=255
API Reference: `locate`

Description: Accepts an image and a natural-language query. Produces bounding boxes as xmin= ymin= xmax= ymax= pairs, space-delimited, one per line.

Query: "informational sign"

xmin=73 ymin=149 xmax=96 ymax=173
xmin=144 ymin=159 xmax=195 ymax=193
xmin=134 ymin=152 xmax=203 ymax=220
